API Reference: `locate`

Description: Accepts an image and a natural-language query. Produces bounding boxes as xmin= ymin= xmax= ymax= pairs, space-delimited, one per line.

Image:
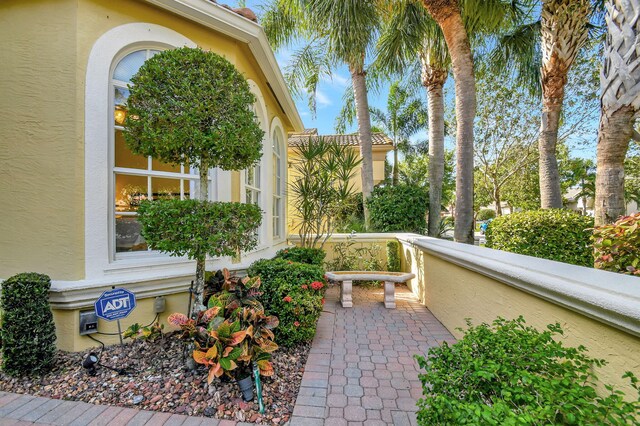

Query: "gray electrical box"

xmin=79 ymin=310 xmax=98 ymax=335
xmin=154 ymin=296 xmax=166 ymax=314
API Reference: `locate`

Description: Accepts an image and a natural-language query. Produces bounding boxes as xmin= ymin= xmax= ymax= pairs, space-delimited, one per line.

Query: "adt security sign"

xmin=94 ymin=288 xmax=136 ymax=321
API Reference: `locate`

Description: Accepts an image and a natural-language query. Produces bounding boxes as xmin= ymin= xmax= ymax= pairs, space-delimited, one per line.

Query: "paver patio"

xmin=290 ymin=284 xmax=456 ymax=426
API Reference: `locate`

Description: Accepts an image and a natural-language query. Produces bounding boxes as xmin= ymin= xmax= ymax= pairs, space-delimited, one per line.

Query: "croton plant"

xmin=169 ymin=269 xmax=279 ymax=383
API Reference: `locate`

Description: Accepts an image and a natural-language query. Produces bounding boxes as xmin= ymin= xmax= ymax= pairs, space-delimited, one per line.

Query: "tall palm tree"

xmin=262 ymin=0 xmax=381 ymax=228
xmin=595 ymin=0 xmax=640 ymax=224
xmin=369 ymin=81 xmax=428 ymax=185
xmin=377 ymin=0 xmax=526 ymax=241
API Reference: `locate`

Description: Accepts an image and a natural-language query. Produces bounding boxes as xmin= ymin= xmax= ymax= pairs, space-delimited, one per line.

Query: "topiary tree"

xmin=1 ymin=273 xmax=56 ymax=376
xmin=124 ymin=47 xmax=264 ymax=315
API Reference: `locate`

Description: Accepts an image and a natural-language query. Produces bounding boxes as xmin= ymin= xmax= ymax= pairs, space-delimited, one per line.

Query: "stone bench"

xmin=325 ymin=271 xmax=416 ymax=309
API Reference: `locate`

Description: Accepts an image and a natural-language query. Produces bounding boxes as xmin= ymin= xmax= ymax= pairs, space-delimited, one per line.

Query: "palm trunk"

xmin=595 ymin=0 xmax=640 ymax=225
xmin=538 ymin=93 xmax=564 ymax=208
xmin=392 ymin=142 xmax=399 ymax=186
xmin=350 ymin=66 xmax=374 ymax=229
xmin=595 ymin=106 xmax=633 ymax=225
xmin=422 ymin=1 xmax=476 ymax=244
xmin=422 ymin=59 xmax=448 ymax=238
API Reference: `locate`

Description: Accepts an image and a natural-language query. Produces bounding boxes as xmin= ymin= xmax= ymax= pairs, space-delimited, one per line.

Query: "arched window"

xmin=272 ymin=130 xmax=284 ymax=239
xmin=111 ymin=49 xmax=209 ymax=256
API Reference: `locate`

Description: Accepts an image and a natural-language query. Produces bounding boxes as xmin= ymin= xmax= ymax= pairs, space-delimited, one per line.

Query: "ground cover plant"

xmin=247 ymin=259 xmax=325 ymax=347
xmin=0 ymin=273 xmax=56 ymax=376
xmin=592 ymin=212 xmax=640 ymax=276
xmin=416 ymin=317 xmax=640 ymax=425
xmin=485 ymin=209 xmax=594 ymax=266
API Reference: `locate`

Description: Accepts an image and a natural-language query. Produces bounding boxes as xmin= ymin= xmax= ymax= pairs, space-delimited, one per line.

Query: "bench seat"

xmin=325 ymin=271 xmax=416 ymax=309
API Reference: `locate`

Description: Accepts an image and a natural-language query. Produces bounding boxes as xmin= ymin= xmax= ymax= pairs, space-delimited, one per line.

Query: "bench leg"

xmin=340 ymin=280 xmax=353 ymax=308
xmin=384 ymin=281 xmax=396 ymax=308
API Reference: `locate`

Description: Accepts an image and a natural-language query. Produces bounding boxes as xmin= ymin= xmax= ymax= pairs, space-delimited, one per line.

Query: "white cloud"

xmin=316 ymin=89 xmax=332 ymax=107
xmin=322 ymin=72 xmax=350 ymax=88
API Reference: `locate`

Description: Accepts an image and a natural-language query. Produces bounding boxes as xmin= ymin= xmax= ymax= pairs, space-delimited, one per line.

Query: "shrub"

xmin=386 ymin=241 xmax=401 ymax=272
xmin=416 ymin=317 xmax=640 ymax=425
xmin=247 ymin=259 xmax=325 ymax=347
xmin=326 ymin=233 xmax=384 ymax=272
xmin=1 ymin=273 xmax=56 ymax=376
xmin=275 ymin=247 xmax=326 ymax=266
xmin=592 ymin=213 xmax=640 ymax=276
xmin=477 ymin=208 xmax=496 ymax=221
xmin=485 ymin=209 xmax=594 ymax=267
xmin=367 ymin=184 xmax=428 ymax=233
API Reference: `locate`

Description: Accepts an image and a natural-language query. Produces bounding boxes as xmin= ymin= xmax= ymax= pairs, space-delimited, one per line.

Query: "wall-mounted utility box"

xmin=154 ymin=296 xmax=166 ymax=314
xmin=79 ymin=310 xmax=98 ymax=335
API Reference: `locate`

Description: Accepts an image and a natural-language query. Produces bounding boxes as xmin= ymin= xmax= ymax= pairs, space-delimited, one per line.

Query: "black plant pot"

xmin=236 ymin=376 xmax=254 ymax=402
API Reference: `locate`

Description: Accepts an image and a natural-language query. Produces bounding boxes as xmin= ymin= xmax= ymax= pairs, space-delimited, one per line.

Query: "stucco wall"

xmin=0 ymin=0 xmax=85 ymax=280
xmin=400 ymin=238 xmax=640 ymax=396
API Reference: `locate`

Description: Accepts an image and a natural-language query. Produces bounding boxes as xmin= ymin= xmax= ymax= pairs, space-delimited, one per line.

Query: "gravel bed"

xmin=0 ymin=333 xmax=310 ymax=424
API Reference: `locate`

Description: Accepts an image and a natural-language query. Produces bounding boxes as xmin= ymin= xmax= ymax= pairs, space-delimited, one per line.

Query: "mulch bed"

xmin=0 ymin=332 xmax=310 ymax=424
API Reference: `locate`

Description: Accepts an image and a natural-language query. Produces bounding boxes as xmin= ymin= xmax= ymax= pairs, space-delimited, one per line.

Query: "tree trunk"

xmin=421 ymin=57 xmax=448 ymax=238
xmin=538 ymin=94 xmax=564 ymax=208
xmin=351 ymin=66 xmax=374 ymax=229
xmin=595 ymin=0 xmax=640 ymax=225
xmin=422 ymin=1 xmax=476 ymax=244
xmin=392 ymin=142 xmax=399 ymax=186
xmin=191 ymin=165 xmax=209 ymax=317
xmin=494 ymin=186 xmax=502 ymax=216
xmin=595 ymin=106 xmax=633 ymax=225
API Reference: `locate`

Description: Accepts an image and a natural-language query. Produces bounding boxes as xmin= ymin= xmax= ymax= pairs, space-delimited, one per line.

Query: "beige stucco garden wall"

xmin=399 ymin=236 xmax=640 ymax=396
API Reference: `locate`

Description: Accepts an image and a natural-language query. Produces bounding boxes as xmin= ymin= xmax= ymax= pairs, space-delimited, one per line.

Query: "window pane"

xmin=152 ymin=158 xmax=181 ymax=173
xmin=115 ymin=216 xmax=148 ymax=252
xmin=246 ymin=167 xmax=255 ymax=186
xmin=113 ymin=50 xmax=147 ymax=83
xmin=115 ymin=174 xmax=148 ymax=212
xmin=246 ymin=188 xmax=253 ymax=204
xmin=115 ymin=130 xmax=147 ymax=169
xmin=152 ymin=177 xmax=181 ymax=200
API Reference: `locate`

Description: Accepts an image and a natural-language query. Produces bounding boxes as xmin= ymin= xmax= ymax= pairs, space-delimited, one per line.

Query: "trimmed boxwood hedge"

xmin=274 ymin=247 xmax=326 ymax=266
xmin=1 ymin=273 xmax=56 ymax=376
xmin=367 ymin=184 xmax=428 ymax=233
xmin=485 ymin=209 xmax=594 ymax=267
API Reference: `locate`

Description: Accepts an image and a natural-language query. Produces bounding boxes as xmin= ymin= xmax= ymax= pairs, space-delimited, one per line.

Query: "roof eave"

xmin=143 ymin=0 xmax=304 ymax=131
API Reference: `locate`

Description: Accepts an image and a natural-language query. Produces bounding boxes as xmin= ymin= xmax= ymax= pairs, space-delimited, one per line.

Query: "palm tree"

xmin=595 ymin=0 xmax=640 ymax=224
xmin=262 ymin=0 xmax=381 ymax=228
xmin=358 ymin=82 xmax=428 ymax=185
xmin=377 ymin=0 xmax=526 ymax=241
xmin=493 ymin=1 xmax=600 ymax=209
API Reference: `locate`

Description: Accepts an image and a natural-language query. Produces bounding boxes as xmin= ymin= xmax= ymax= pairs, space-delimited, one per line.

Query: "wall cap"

xmin=397 ymin=235 xmax=640 ymax=337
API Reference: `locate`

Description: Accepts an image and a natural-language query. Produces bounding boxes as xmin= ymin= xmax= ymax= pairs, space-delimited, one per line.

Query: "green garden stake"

xmin=253 ymin=362 xmax=265 ymax=414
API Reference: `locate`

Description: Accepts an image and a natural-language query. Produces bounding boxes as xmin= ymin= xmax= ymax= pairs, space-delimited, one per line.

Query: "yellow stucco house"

xmin=0 ymin=0 xmax=303 ymax=350
xmin=287 ymin=130 xmax=393 ymax=233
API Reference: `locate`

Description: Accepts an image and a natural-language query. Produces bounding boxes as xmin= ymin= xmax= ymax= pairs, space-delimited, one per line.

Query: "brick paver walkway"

xmin=0 ymin=392 xmax=240 ymax=426
xmin=290 ymin=285 xmax=455 ymax=426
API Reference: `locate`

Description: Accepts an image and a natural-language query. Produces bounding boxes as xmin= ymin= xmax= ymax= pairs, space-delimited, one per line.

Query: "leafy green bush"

xmin=138 ymin=200 xmax=262 ymax=259
xmin=387 ymin=241 xmax=401 ymax=272
xmin=247 ymin=259 xmax=325 ymax=347
xmin=367 ymin=184 xmax=428 ymax=233
xmin=326 ymin=233 xmax=384 ymax=272
xmin=592 ymin=213 xmax=640 ymax=276
xmin=477 ymin=208 xmax=496 ymax=221
xmin=1 ymin=273 xmax=56 ymax=376
xmin=416 ymin=317 xmax=640 ymax=425
xmin=485 ymin=209 xmax=594 ymax=266
xmin=275 ymin=247 xmax=326 ymax=266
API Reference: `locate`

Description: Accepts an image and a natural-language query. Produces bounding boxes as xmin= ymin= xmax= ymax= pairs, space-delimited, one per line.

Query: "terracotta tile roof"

xmin=208 ymin=1 xmax=258 ymax=22
xmin=288 ymin=132 xmax=393 ymax=147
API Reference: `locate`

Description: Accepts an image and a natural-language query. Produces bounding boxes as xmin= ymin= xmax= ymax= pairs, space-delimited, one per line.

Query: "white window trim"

xmin=84 ymin=23 xmax=206 ymax=280
xmin=270 ymin=116 xmax=286 ymax=242
xmin=241 ymin=80 xmax=270 ymax=250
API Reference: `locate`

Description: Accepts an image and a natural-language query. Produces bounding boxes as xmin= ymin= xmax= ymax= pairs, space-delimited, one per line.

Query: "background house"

xmin=0 ymin=0 xmax=303 ymax=350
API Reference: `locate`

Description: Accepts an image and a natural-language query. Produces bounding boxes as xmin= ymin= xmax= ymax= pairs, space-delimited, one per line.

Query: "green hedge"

xmin=248 ymin=259 xmax=325 ymax=347
xmin=367 ymin=184 xmax=428 ymax=233
xmin=477 ymin=208 xmax=496 ymax=221
xmin=386 ymin=241 xmax=401 ymax=272
xmin=1 ymin=273 xmax=56 ymax=376
xmin=416 ymin=317 xmax=640 ymax=424
xmin=485 ymin=209 xmax=594 ymax=267
xmin=274 ymin=247 xmax=326 ymax=267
